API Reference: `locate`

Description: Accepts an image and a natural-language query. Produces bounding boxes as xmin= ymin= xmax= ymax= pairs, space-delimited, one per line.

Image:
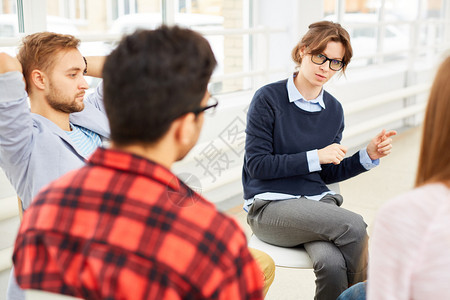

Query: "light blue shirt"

xmin=66 ymin=124 xmax=102 ymax=157
xmin=243 ymin=73 xmax=379 ymax=212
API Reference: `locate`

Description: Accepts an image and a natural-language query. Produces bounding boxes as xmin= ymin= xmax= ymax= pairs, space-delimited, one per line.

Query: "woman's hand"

xmin=318 ymin=143 xmax=348 ymax=165
xmin=367 ymin=129 xmax=397 ymax=160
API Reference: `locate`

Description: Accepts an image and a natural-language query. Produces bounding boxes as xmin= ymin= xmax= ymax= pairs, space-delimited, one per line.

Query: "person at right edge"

xmin=337 ymin=55 xmax=450 ymax=300
xmin=242 ymin=20 xmax=396 ymax=300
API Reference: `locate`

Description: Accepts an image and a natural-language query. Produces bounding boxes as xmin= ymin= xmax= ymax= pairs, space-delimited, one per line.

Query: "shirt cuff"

xmin=307 ymin=149 xmax=321 ymax=172
xmin=360 ymin=148 xmax=379 ymax=170
xmin=0 ymin=71 xmax=27 ymax=103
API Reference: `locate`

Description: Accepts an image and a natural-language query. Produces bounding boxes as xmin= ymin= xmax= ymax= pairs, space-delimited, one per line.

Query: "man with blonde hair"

xmin=0 ymin=32 xmax=106 ymax=300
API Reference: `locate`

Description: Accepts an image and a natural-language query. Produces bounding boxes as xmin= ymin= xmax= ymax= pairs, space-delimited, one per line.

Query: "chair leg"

xmin=17 ymin=197 xmax=23 ymax=222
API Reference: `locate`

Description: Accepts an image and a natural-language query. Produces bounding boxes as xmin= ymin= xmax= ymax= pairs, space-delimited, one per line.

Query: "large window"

xmin=0 ymin=0 xmax=18 ymax=55
xmin=173 ymin=0 xmax=251 ymax=93
xmin=324 ymin=0 xmax=446 ymax=67
xmin=0 ymin=0 xmax=16 ymax=15
xmin=37 ymin=0 xmax=252 ymax=94
xmin=0 ymin=0 xmax=17 ymax=38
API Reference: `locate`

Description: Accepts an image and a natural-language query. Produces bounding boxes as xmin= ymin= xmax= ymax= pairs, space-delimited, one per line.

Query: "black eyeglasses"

xmin=192 ymin=96 xmax=219 ymax=116
xmin=311 ymin=54 xmax=345 ymax=71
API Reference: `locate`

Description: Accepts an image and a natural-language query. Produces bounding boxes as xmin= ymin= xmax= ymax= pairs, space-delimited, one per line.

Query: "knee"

xmin=313 ymin=252 xmax=347 ymax=277
xmin=337 ymin=282 xmax=367 ymax=300
xmin=344 ymin=214 xmax=368 ymax=242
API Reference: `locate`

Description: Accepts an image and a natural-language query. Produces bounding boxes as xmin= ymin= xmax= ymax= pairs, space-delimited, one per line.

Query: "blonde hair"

xmin=415 ymin=56 xmax=450 ymax=187
xmin=17 ymin=32 xmax=80 ymax=92
xmin=291 ymin=21 xmax=353 ymax=74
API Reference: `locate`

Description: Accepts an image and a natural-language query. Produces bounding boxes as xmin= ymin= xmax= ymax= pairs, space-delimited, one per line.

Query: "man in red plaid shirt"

xmin=12 ymin=26 xmax=271 ymax=299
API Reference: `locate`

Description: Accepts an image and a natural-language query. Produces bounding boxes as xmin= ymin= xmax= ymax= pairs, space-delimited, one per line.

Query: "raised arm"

xmin=84 ymin=56 xmax=106 ymax=78
xmin=81 ymin=56 xmax=106 ymax=111
xmin=0 ymin=53 xmax=33 ymax=169
xmin=0 ymin=52 xmax=22 ymax=75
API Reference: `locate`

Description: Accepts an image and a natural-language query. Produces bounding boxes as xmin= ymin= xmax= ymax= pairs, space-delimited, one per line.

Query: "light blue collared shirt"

xmin=243 ymin=73 xmax=379 ymax=212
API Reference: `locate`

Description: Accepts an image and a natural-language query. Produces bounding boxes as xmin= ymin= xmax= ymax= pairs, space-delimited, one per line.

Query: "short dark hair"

xmin=103 ymin=26 xmax=217 ymax=145
xmin=292 ymin=21 xmax=353 ymax=74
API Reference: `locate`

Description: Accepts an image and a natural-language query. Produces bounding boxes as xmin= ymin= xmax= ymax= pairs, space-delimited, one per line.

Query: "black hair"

xmin=103 ymin=25 xmax=217 ymax=145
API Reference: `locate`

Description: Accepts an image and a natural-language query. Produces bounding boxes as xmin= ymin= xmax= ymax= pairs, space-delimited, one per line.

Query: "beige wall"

xmin=2 ymin=0 xmax=13 ymax=14
xmin=428 ymin=0 xmax=442 ymax=9
xmin=83 ymin=0 xmax=108 ymax=32
xmin=137 ymin=0 xmax=160 ymax=13
xmin=345 ymin=0 xmax=372 ymax=13
xmin=223 ymin=0 xmax=244 ymax=92
xmin=192 ymin=0 xmax=222 ymax=15
xmin=324 ymin=0 xmax=375 ymax=14
xmin=46 ymin=0 xmax=59 ymax=16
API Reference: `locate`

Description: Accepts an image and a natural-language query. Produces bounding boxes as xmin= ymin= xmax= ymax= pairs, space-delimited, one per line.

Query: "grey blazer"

xmin=0 ymin=71 xmax=110 ymax=209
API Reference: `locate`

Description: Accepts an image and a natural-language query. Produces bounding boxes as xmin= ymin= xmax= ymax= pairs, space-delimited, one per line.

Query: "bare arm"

xmin=84 ymin=56 xmax=106 ymax=78
xmin=0 ymin=52 xmax=22 ymax=74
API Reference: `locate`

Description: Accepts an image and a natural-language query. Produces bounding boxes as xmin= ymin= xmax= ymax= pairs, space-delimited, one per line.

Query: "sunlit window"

xmin=39 ymin=0 xmax=252 ymax=94
xmin=324 ymin=0 xmax=445 ymax=67
xmin=174 ymin=0 xmax=251 ymax=94
xmin=0 ymin=0 xmax=18 ymax=55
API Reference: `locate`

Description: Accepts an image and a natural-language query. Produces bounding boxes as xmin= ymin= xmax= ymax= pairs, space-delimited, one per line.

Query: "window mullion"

xmin=21 ymin=0 xmax=46 ymax=33
xmin=162 ymin=0 xmax=175 ymax=25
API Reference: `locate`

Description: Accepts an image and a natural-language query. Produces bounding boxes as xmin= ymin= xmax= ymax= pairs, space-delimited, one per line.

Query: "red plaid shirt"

xmin=13 ymin=148 xmax=263 ymax=300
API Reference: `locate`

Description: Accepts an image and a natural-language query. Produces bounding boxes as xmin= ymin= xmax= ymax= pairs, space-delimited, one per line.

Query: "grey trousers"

xmin=247 ymin=194 xmax=368 ymax=300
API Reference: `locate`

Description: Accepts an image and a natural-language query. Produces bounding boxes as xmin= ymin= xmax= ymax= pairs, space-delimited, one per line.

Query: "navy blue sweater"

xmin=242 ymin=79 xmax=367 ymax=200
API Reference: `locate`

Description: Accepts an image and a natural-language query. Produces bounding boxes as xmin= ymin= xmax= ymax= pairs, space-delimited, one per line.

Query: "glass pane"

xmin=44 ymin=0 xmax=162 ymax=56
xmin=327 ymin=0 xmax=415 ymax=66
xmin=174 ymin=0 xmax=250 ymax=94
xmin=0 ymin=0 xmax=19 ymax=55
xmin=323 ymin=0 xmax=378 ymax=23
xmin=106 ymin=0 xmax=161 ymax=34
xmin=46 ymin=0 xmax=161 ymax=35
xmin=348 ymin=24 xmax=378 ymax=65
xmin=426 ymin=0 xmax=442 ymax=18
xmin=383 ymin=24 xmax=410 ymax=61
xmin=384 ymin=0 xmax=419 ymax=21
xmin=333 ymin=0 xmax=379 ymax=64
xmin=0 ymin=14 xmax=17 ymax=38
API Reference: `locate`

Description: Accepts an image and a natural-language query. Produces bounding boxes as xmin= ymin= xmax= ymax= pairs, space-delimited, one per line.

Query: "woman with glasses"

xmin=242 ymin=21 xmax=396 ymax=300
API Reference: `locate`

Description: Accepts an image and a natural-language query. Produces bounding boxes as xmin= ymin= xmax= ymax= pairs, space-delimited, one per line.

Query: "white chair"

xmin=25 ymin=289 xmax=84 ymax=300
xmin=248 ymin=183 xmax=341 ymax=269
xmin=248 ymin=235 xmax=313 ymax=268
